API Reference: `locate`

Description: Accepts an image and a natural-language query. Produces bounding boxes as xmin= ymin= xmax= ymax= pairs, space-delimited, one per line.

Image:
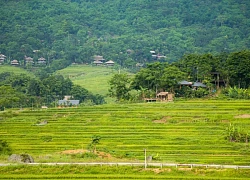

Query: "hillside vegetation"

xmin=0 ymin=0 xmax=249 ymax=68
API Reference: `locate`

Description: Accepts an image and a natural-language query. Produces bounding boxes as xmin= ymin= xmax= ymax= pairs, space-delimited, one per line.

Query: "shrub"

xmin=0 ymin=140 xmax=12 ymax=155
xmin=225 ymin=123 xmax=250 ymax=143
xmin=222 ymin=86 xmax=250 ymax=99
xmin=71 ymin=152 xmax=98 ymax=159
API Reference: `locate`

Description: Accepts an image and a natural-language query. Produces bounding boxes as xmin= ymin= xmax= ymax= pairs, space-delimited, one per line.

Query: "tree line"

xmin=109 ymin=50 xmax=250 ymax=101
xmin=0 ymin=72 xmax=105 ymax=110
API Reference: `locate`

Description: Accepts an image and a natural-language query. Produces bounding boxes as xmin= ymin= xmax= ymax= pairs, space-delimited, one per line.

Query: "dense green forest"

xmin=0 ymin=0 xmax=250 ymax=69
xmin=1 ymin=0 xmax=250 ymax=108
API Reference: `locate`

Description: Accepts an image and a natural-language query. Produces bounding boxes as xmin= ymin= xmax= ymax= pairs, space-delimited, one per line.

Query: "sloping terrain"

xmin=0 ymin=0 xmax=249 ymax=66
xmin=1 ymin=100 xmax=250 ymax=165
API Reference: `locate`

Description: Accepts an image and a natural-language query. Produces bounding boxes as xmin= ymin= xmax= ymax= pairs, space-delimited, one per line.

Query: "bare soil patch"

xmin=60 ymin=149 xmax=113 ymax=159
xmin=234 ymin=114 xmax=250 ymax=118
xmin=61 ymin=149 xmax=88 ymax=154
xmin=143 ymin=168 xmax=172 ymax=174
xmin=153 ymin=116 xmax=171 ymax=123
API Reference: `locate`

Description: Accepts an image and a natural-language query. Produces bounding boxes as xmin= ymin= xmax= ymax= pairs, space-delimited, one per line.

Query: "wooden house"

xmin=58 ymin=100 xmax=80 ymax=107
xmin=93 ymin=60 xmax=103 ymax=66
xmin=93 ymin=55 xmax=105 ymax=62
xmin=156 ymin=92 xmax=174 ymax=102
xmin=25 ymin=56 xmax=34 ymax=64
xmin=105 ymin=60 xmax=115 ymax=66
xmin=0 ymin=54 xmax=6 ymax=64
xmin=11 ymin=60 xmax=19 ymax=66
xmin=192 ymin=82 xmax=207 ymax=88
xmin=38 ymin=57 xmax=46 ymax=64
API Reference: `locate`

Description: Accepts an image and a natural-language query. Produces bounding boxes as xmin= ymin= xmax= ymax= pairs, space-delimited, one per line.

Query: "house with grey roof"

xmin=58 ymin=100 xmax=80 ymax=107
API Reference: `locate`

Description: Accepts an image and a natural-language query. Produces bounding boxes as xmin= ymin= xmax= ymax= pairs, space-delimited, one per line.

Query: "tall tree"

xmin=109 ymin=73 xmax=131 ymax=101
xmin=226 ymin=50 xmax=250 ymax=88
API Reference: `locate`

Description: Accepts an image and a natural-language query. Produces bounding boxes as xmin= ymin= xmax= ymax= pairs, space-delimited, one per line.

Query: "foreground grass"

xmin=0 ymin=165 xmax=249 ymax=179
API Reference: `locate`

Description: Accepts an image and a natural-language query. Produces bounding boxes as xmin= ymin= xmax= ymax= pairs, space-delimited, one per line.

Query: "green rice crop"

xmin=1 ymin=100 xmax=250 ymax=166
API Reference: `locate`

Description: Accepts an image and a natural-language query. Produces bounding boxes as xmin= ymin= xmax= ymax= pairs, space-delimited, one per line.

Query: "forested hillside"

xmin=0 ymin=0 xmax=249 ymax=69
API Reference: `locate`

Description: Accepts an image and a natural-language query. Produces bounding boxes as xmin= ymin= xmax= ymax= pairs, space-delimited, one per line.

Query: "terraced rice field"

xmin=1 ymin=100 xmax=250 ymax=166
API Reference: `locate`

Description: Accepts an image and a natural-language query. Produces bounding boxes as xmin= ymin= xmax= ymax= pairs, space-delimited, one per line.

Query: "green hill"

xmin=0 ymin=0 xmax=249 ymax=68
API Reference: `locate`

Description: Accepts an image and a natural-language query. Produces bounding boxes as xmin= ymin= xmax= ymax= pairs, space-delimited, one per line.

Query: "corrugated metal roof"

xmin=58 ymin=100 xmax=79 ymax=105
xmin=178 ymin=80 xmax=192 ymax=85
xmin=192 ymin=82 xmax=207 ymax=87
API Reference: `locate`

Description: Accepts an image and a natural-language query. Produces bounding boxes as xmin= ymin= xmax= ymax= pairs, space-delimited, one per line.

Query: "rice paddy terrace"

xmin=1 ymin=100 xmax=250 ymax=179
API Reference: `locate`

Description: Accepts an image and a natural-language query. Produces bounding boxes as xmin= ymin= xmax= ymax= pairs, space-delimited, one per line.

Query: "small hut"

xmin=178 ymin=80 xmax=192 ymax=89
xmin=178 ymin=80 xmax=192 ymax=86
xmin=192 ymin=82 xmax=207 ymax=88
xmin=156 ymin=92 xmax=174 ymax=102
xmin=11 ymin=60 xmax=19 ymax=66
xmin=0 ymin=54 xmax=6 ymax=64
xmin=93 ymin=55 xmax=105 ymax=62
xmin=58 ymin=100 xmax=80 ymax=107
xmin=38 ymin=57 xmax=46 ymax=64
xmin=93 ymin=60 xmax=103 ymax=66
xmin=105 ymin=60 xmax=115 ymax=66
xmin=25 ymin=56 xmax=34 ymax=64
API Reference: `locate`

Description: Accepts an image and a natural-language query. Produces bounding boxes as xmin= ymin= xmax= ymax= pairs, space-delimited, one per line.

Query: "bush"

xmin=225 ymin=123 xmax=250 ymax=143
xmin=222 ymin=86 xmax=250 ymax=99
xmin=175 ymin=86 xmax=209 ymax=98
xmin=0 ymin=140 xmax=12 ymax=155
xmin=71 ymin=152 xmax=98 ymax=159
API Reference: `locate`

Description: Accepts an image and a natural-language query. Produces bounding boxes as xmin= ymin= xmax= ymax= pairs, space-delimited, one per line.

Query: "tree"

xmin=88 ymin=135 xmax=101 ymax=154
xmin=132 ymin=62 xmax=186 ymax=93
xmin=226 ymin=50 xmax=250 ymax=88
xmin=27 ymin=79 xmax=43 ymax=96
xmin=159 ymin=65 xmax=186 ymax=92
xmin=108 ymin=73 xmax=131 ymax=101
xmin=0 ymin=140 xmax=12 ymax=155
xmin=0 ymin=86 xmax=20 ymax=110
xmin=70 ymin=84 xmax=90 ymax=103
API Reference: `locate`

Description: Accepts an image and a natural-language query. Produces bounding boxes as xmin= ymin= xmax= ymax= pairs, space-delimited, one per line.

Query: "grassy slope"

xmin=0 ymin=65 xmax=35 ymax=77
xmin=56 ymin=64 xmax=129 ymax=102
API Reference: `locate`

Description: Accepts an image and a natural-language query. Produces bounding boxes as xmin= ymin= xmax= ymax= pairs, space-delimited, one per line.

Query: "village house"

xmin=105 ymin=60 xmax=115 ymax=66
xmin=156 ymin=92 xmax=174 ymax=102
xmin=0 ymin=54 xmax=6 ymax=64
xmin=38 ymin=57 xmax=46 ymax=64
xmin=93 ymin=55 xmax=105 ymax=62
xmin=58 ymin=100 xmax=80 ymax=107
xmin=93 ymin=60 xmax=103 ymax=66
xmin=25 ymin=56 xmax=34 ymax=64
xmin=11 ymin=60 xmax=19 ymax=66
